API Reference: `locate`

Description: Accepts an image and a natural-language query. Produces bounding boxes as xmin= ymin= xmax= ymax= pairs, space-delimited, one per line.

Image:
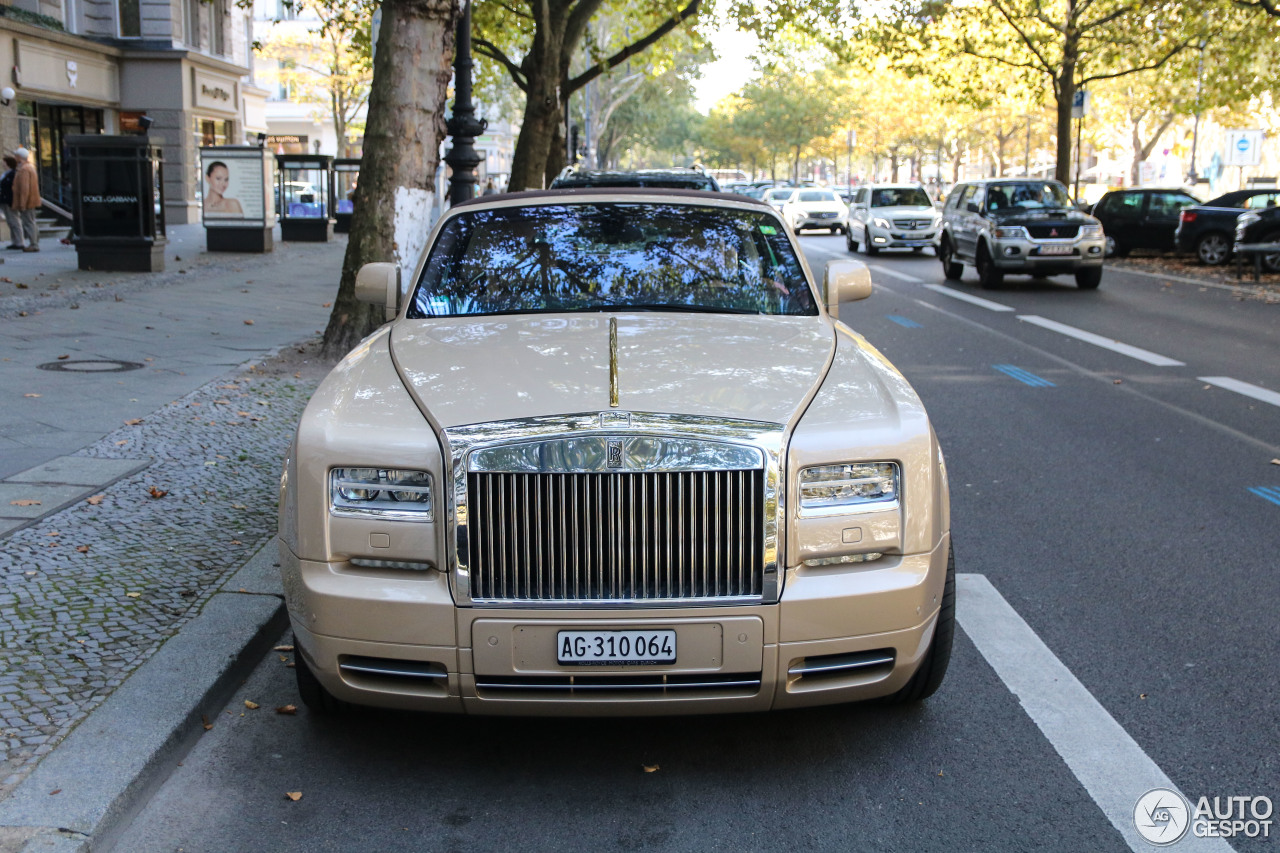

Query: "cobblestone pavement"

xmin=0 ymin=347 xmax=323 ymax=798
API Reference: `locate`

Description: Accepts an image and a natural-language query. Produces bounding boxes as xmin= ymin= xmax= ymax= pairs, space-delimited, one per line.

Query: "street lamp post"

xmin=1188 ymin=40 xmax=1206 ymax=184
xmin=1025 ymin=115 xmax=1032 ymax=177
xmin=444 ymin=0 xmax=487 ymax=204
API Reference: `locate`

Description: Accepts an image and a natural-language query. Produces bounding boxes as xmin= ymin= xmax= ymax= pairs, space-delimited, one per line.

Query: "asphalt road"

xmin=111 ymin=238 xmax=1279 ymax=852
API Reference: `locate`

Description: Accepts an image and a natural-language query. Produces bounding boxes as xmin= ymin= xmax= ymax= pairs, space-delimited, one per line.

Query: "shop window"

xmin=118 ymin=0 xmax=141 ymax=37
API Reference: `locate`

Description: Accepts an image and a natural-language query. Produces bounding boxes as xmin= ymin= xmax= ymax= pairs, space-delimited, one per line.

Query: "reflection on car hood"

xmin=988 ymin=207 xmax=1095 ymax=226
xmin=389 ymin=313 xmax=835 ymax=428
xmin=870 ymin=205 xmax=936 ymax=216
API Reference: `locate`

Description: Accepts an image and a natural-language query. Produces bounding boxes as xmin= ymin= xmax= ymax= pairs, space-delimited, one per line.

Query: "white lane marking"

xmin=1017 ymin=315 xmax=1185 ymax=366
xmin=868 ymin=265 xmax=923 ymax=283
xmin=922 ymin=284 xmax=1015 ymax=312
xmin=1198 ymin=376 xmax=1280 ymax=408
xmin=957 ymin=574 xmax=1233 ymax=853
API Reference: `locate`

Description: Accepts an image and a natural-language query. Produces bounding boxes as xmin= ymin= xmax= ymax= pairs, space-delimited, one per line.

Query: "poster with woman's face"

xmin=200 ymin=149 xmax=266 ymax=225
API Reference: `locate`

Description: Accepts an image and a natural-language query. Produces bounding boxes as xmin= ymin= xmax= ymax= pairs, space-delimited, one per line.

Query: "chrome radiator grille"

xmin=467 ymin=470 xmax=765 ymax=602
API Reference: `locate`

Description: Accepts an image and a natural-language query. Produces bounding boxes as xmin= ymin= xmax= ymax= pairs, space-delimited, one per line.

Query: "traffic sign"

xmin=1071 ymin=89 xmax=1090 ymax=119
xmin=1224 ymin=129 xmax=1263 ymax=167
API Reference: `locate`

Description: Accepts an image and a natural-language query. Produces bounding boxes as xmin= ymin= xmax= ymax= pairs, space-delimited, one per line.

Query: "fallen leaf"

xmin=148 ymin=486 xmax=168 ymax=499
xmin=275 ymin=704 xmax=297 ymax=715
xmin=57 ymin=354 xmax=69 ymax=360
xmin=237 ymin=411 xmax=251 ymax=417
xmin=86 ymin=494 xmax=105 ymax=505
xmin=45 ymin=531 xmax=60 ymax=537
xmin=15 ymin=282 xmax=27 ymax=289
xmin=322 ymin=302 xmax=332 ymax=307
xmin=23 ymin=393 xmax=40 ymax=398
xmin=125 ymin=592 xmax=140 ymax=598
xmin=274 ymin=645 xmax=295 ymax=652
xmin=230 ymin=539 xmax=242 ymax=545
xmin=115 ymin=440 xmax=129 ymax=446
xmin=233 ymin=504 xmax=247 ymax=510
xmin=1271 ymin=459 xmax=1280 ymax=466
xmin=215 ymin=399 xmax=231 ymax=405
xmin=1113 ymin=379 xmax=1123 ymax=385
xmin=279 ymin=655 xmax=289 ymax=663
xmin=10 ymin=499 xmax=40 ymax=506
xmin=1139 ymin=693 xmax=1147 ymax=699
xmin=77 ymin=545 xmax=91 ymax=554
xmin=124 ymin=418 xmax=143 ymax=426
xmin=244 ymin=700 xmax=260 ymax=710
xmin=49 ymin=789 xmax=61 ymax=796
xmin=285 ymin=791 xmax=302 ymax=802
xmin=642 ymin=764 xmax=659 ymax=773
xmin=244 ymin=319 xmax=255 ymax=325
xmin=294 ymin=372 xmax=301 ymax=379
xmin=202 ymin=715 xmax=213 ymax=731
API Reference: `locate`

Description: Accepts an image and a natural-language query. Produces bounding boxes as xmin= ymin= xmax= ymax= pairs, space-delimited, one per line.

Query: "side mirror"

xmin=355 ymin=262 xmax=401 ymax=321
xmin=966 ymin=202 xmax=980 ymax=213
xmin=823 ymin=259 xmax=872 ymax=321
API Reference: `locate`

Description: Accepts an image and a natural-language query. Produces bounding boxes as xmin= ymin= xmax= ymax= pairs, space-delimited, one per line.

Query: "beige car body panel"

xmin=279 ymin=189 xmax=951 ymax=715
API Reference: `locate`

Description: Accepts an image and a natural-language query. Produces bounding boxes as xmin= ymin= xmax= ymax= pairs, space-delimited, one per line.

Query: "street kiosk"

xmin=199 ymin=146 xmax=275 ymax=252
xmin=333 ymin=157 xmax=360 ymax=233
xmin=276 ymin=154 xmax=334 ymax=242
xmin=66 ymin=135 xmax=166 ymax=272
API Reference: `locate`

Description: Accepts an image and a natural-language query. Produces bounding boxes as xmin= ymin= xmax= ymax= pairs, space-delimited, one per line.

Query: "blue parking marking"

xmin=993 ymin=364 xmax=1056 ymax=387
xmin=1248 ymin=486 xmax=1280 ymax=507
xmin=887 ymin=315 xmax=922 ymax=328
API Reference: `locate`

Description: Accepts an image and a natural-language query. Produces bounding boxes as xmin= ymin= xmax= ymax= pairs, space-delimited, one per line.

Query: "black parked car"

xmin=1174 ymin=188 xmax=1280 ymax=265
xmin=1090 ymin=188 xmax=1200 ymax=257
xmin=1234 ymin=206 xmax=1280 ymax=273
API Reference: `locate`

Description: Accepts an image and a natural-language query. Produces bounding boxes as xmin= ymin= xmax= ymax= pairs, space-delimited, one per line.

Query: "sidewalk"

xmin=0 ymin=225 xmax=349 ymax=849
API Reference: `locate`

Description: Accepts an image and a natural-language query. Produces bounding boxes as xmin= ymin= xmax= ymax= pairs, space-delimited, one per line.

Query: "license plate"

xmin=901 ymin=240 xmax=931 ymax=247
xmin=557 ymin=630 xmax=676 ymax=665
xmin=1038 ymin=244 xmax=1073 ymax=255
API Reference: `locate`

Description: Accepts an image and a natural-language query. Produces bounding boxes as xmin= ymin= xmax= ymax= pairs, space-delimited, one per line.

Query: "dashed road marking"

xmin=1017 ymin=315 xmax=1185 ymax=366
xmin=993 ymin=364 xmax=1055 ymax=387
xmin=1198 ymin=376 xmax=1280 ymax=408
xmin=957 ymin=574 xmax=1233 ymax=853
xmin=868 ymin=265 xmax=924 ymax=282
xmin=886 ymin=315 xmax=922 ymax=328
xmin=922 ymin=284 xmax=1015 ymax=312
xmin=1248 ymin=486 xmax=1280 ymax=507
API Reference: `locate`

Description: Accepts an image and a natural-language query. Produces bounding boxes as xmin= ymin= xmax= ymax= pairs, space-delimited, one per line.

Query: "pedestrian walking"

xmin=482 ymin=178 xmax=497 ymax=196
xmin=12 ymin=147 xmax=42 ymax=252
xmin=0 ymin=155 xmax=21 ymax=249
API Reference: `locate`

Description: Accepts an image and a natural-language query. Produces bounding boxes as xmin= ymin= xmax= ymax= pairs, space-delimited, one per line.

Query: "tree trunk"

xmin=1055 ymin=50 xmax=1077 ymax=185
xmin=321 ymin=0 xmax=458 ymax=359
xmin=507 ymin=4 xmax=568 ymax=190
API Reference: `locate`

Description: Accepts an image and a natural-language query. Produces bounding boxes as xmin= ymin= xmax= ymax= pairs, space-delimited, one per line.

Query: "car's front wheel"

xmin=1259 ymin=229 xmax=1280 ymax=273
xmin=1197 ymin=232 xmax=1231 ymax=265
xmin=939 ymin=239 xmax=963 ymax=280
xmin=294 ymin=640 xmax=350 ymax=715
xmin=862 ymin=236 xmax=879 ymax=256
xmin=846 ymin=230 xmax=858 ymax=252
xmin=1105 ymin=235 xmax=1129 ymax=258
xmin=975 ymin=244 xmax=1004 ymax=289
xmin=883 ymin=544 xmax=954 ymax=704
xmin=1075 ymin=267 xmax=1103 ymax=289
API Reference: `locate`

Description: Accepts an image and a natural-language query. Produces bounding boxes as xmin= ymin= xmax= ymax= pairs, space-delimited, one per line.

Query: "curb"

xmin=0 ymin=543 xmax=287 ymax=852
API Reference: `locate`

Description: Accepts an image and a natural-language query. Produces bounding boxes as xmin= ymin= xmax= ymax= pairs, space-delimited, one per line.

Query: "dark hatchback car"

xmin=550 ymin=167 xmax=721 ymax=192
xmin=1235 ymin=206 xmax=1280 ymax=273
xmin=1090 ymin=188 xmax=1200 ymax=257
xmin=1174 ymin=188 xmax=1280 ymax=265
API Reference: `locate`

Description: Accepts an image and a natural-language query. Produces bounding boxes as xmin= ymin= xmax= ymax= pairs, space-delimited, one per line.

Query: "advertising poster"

xmin=200 ymin=148 xmax=267 ymax=226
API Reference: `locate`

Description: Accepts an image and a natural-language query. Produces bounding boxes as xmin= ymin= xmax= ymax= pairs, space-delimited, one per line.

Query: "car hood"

xmin=870 ymin=205 xmax=936 ymax=216
xmin=988 ymin=207 xmax=1097 ymax=226
xmin=389 ymin=313 xmax=836 ymax=429
xmin=789 ymin=200 xmax=846 ymax=212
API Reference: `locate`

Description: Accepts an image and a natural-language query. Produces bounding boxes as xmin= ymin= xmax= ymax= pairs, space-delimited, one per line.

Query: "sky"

xmin=692 ymin=21 xmax=759 ymax=114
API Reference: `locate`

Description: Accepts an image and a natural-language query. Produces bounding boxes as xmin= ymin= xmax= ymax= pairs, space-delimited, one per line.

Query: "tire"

xmin=846 ymin=230 xmax=858 ymax=253
xmin=975 ymin=243 xmax=1004 ymax=289
xmin=1104 ymin=235 xmax=1129 ymax=258
xmin=294 ymin=640 xmax=350 ymax=715
xmin=1196 ymin=232 xmax=1231 ymax=266
xmin=863 ymin=237 xmax=879 ymax=256
xmin=1075 ymin=266 xmax=1103 ymax=289
xmin=1260 ymin=230 xmax=1280 ymax=273
xmin=939 ymin=239 xmax=963 ymax=280
xmin=883 ymin=544 xmax=954 ymax=704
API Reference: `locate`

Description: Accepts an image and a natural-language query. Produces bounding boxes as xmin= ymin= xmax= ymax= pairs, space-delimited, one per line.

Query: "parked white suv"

xmin=847 ymin=184 xmax=940 ymax=255
xmin=782 ymin=188 xmax=849 ymax=234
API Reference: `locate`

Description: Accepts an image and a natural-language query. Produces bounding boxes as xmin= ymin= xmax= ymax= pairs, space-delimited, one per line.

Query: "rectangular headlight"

xmin=330 ymin=468 xmax=433 ymax=520
xmin=1079 ymin=223 xmax=1103 ymax=237
xmin=799 ymin=463 xmax=899 ymax=511
xmin=993 ymin=226 xmax=1026 ymax=239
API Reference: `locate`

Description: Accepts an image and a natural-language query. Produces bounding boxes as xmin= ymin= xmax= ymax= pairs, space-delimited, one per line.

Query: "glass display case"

xmin=276 ymin=154 xmax=334 ymax=241
xmin=200 ymin=145 xmax=275 ymax=252
xmin=65 ymin=134 xmax=167 ymax=272
xmin=333 ymin=158 xmax=360 ymax=233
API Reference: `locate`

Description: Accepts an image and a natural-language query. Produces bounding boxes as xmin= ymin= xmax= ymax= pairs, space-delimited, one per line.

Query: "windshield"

xmin=798 ymin=190 xmax=837 ymax=202
xmin=766 ymin=189 xmax=795 ymax=202
xmin=871 ymin=188 xmax=932 ymax=207
xmin=985 ymin=182 xmax=1072 ymax=211
xmin=407 ymin=203 xmax=817 ymax=318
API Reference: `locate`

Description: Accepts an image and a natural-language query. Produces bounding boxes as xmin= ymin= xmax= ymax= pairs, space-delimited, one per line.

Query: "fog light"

xmin=1004 ymin=246 xmax=1020 ymax=256
xmin=1088 ymin=246 xmax=1101 ymax=254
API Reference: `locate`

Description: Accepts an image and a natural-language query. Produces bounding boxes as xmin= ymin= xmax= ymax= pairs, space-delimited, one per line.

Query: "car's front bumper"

xmin=794 ymin=213 xmax=847 ymax=230
xmin=867 ymin=226 xmax=939 ymax=250
xmin=281 ymin=534 xmax=950 ymax=715
xmin=990 ymin=237 xmax=1105 ymax=272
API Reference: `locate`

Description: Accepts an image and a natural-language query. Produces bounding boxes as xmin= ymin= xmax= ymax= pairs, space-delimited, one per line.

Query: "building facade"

xmin=0 ymin=0 xmax=264 ymax=224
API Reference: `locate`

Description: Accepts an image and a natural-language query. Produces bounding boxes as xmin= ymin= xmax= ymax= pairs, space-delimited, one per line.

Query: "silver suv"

xmin=938 ymin=179 xmax=1106 ymax=289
